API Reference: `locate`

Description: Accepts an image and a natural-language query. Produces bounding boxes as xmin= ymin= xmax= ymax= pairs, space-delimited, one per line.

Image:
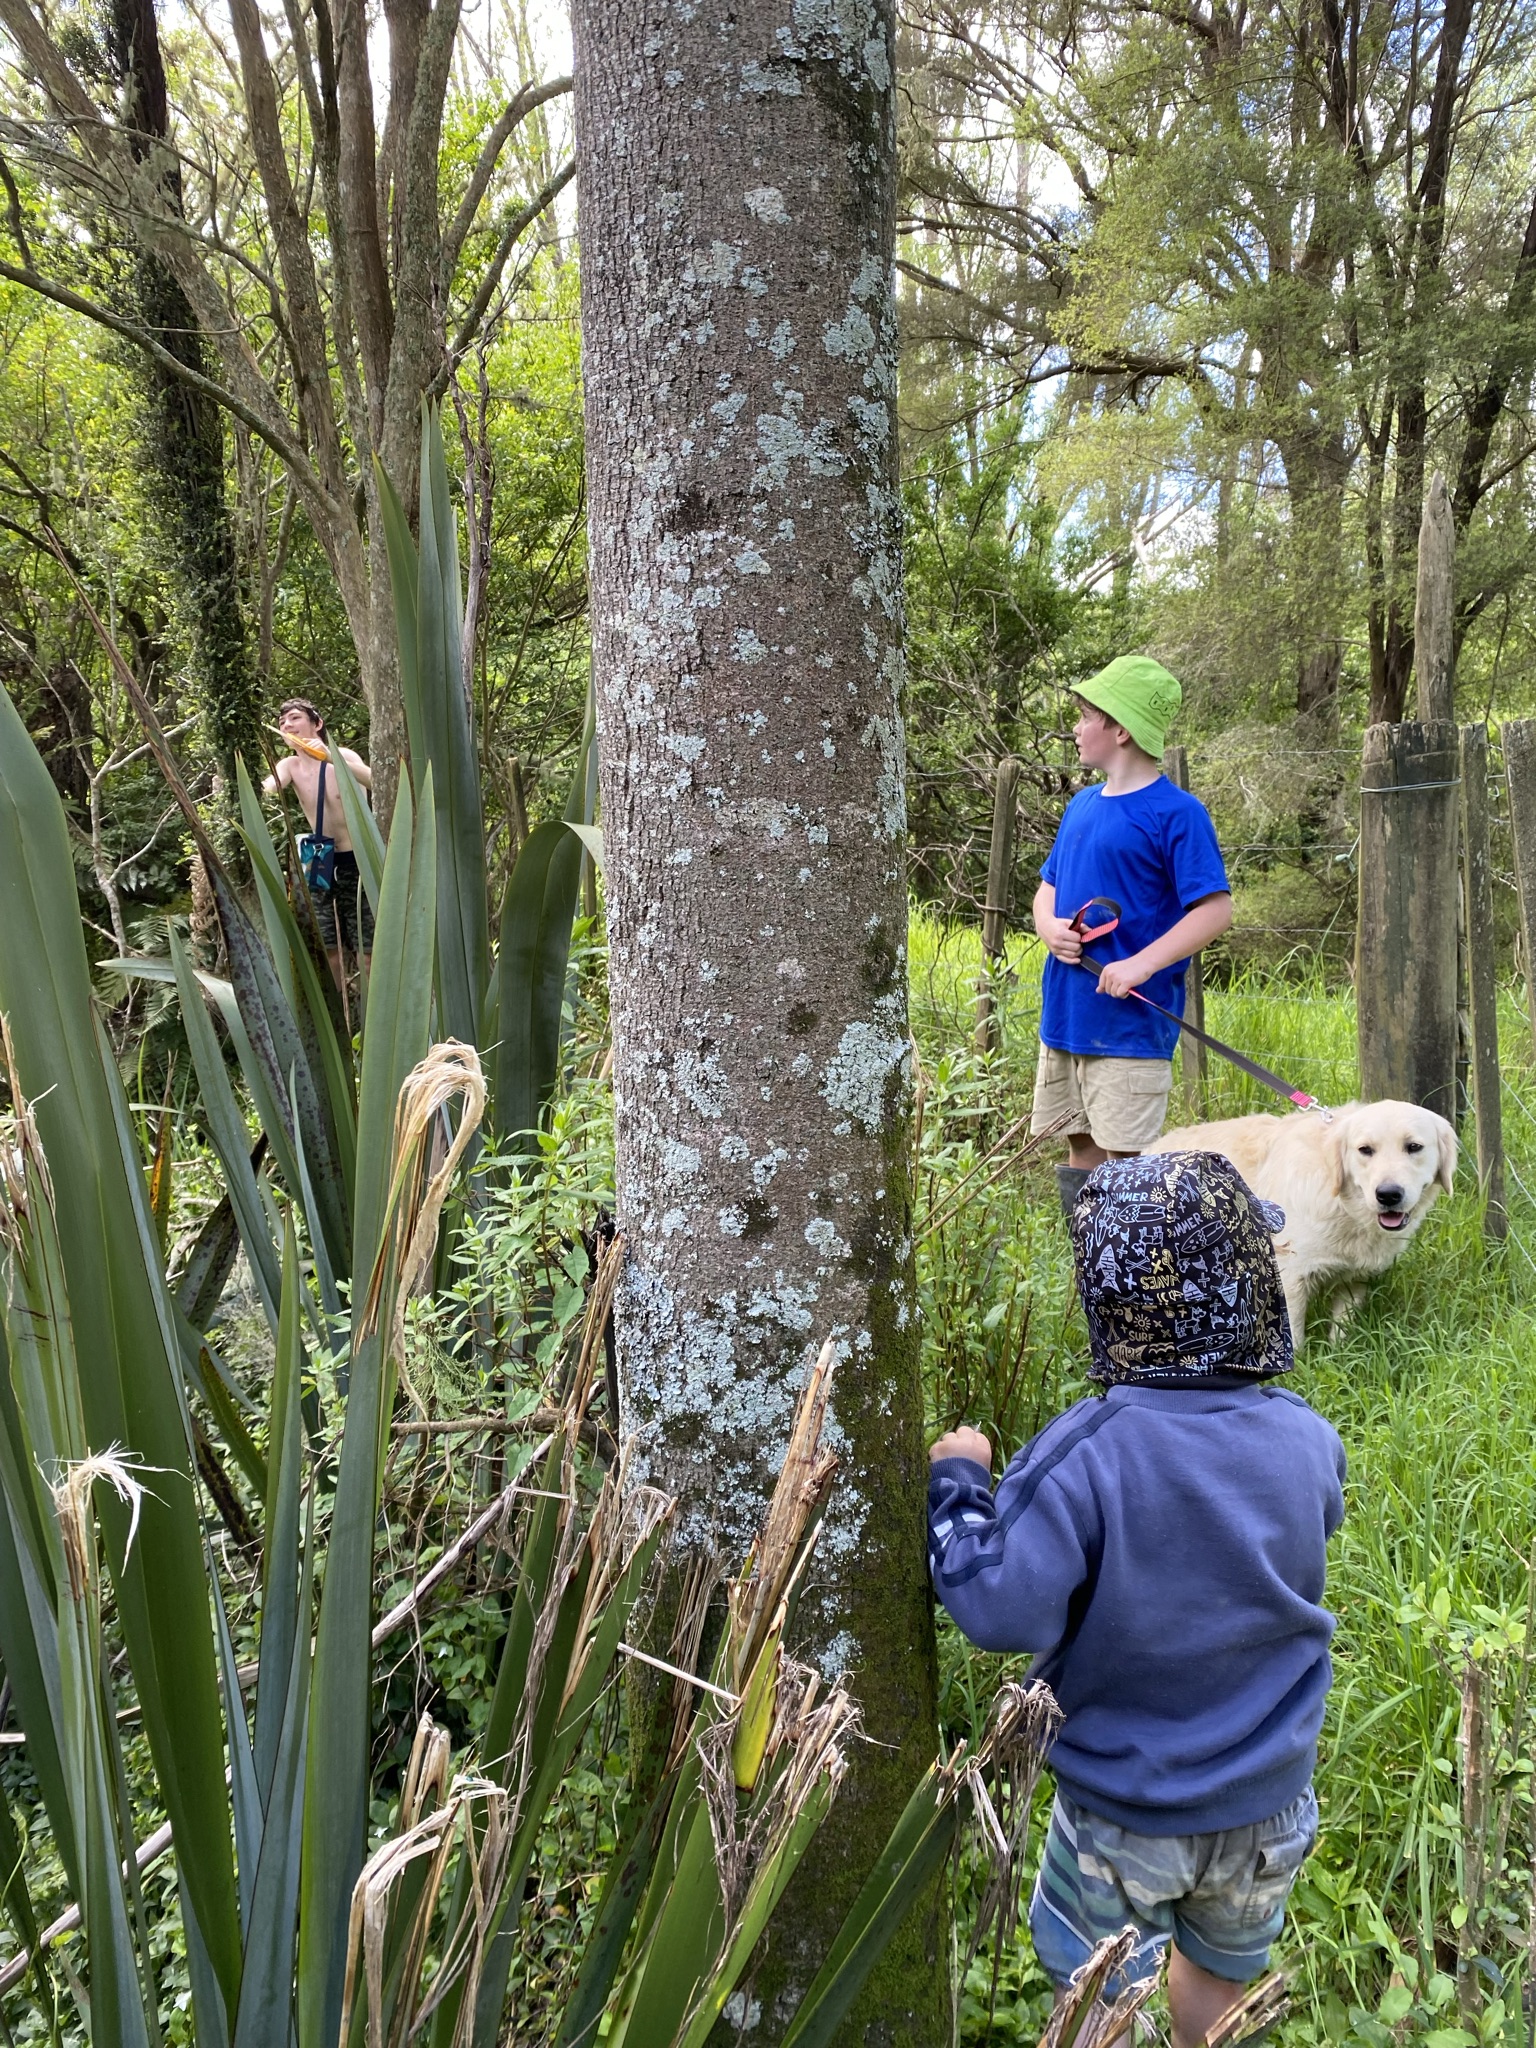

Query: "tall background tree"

xmin=0 ymin=0 xmax=572 ymax=813
xmin=897 ymin=0 xmax=1536 ymax=735
xmin=572 ymin=0 xmax=945 ymax=2036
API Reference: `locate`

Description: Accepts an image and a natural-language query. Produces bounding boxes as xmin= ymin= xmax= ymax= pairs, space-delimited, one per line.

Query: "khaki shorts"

xmin=1031 ymin=1044 xmax=1172 ymax=1153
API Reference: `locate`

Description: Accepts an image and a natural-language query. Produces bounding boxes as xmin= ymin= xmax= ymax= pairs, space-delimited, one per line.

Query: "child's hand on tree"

xmin=929 ymin=1425 xmax=993 ymax=1470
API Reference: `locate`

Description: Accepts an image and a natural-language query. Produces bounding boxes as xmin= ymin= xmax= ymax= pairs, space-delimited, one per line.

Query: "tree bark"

xmin=1414 ymin=469 xmax=1455 ymax=723
xmin=572 ymin=4 xmax=944 ymax=2039
xmin=1375 ymin=0 xmax=1478 ymax=722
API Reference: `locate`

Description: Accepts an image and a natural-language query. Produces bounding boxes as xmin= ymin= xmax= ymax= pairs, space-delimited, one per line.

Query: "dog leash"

xmin=1065 ymin=898 xmax=1328 ymax=1114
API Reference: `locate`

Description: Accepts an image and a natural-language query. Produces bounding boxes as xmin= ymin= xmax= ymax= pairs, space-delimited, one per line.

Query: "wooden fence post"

xmin=1504 ymin=720 xmax=1536 ymax=1059
xmin=1460 ymin=725 xmax=1505 ymax=1242
xmin=1357 ymin=721 xmax=1460 ymax=1120
xmin=1164 ymin=743 xmax=1206 ymax=1117
xmin=975 ymin=756 xmax=1021 ymax=1053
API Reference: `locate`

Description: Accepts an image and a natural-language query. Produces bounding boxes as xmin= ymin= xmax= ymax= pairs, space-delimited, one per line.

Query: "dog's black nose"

xmin=1376 ymin=1183 xmax=1404 ymax=1209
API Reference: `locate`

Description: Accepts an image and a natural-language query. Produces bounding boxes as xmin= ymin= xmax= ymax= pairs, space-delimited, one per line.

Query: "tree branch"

xmin=0 ymin=147 xmax=32 ymax=264
xmin=440 ymin=73 xmax=572 ymax=279
xmin=385 ymin=0 xmax=464 ymax=431
xmin=432 ymin=157 xmax=573 ymax=394
xmin=334 ymin=0 xmax=393 ymax=417
xmin=224 ymin=0 xmax=352 ymax=504
xmin=1453 ymin=182 xmax=1536 ymax=529
xmin=0 ymin=257 xmax=325 ymax=493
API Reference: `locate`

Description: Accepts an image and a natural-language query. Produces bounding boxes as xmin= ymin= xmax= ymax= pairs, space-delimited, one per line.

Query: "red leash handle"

xmin=1068 ymin=896 xmax=1122 ymax=946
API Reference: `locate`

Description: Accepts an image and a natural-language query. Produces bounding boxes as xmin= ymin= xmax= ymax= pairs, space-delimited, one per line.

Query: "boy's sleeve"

xmin=1163 ymin=794 xmax=1230 ymax=909
xmin=927 ymin=1449 xmax=1097 ymax=1655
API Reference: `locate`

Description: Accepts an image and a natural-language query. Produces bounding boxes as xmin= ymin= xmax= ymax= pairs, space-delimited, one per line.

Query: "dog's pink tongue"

xmin=1377 ymin=1212 xmax=1407 ymax=1230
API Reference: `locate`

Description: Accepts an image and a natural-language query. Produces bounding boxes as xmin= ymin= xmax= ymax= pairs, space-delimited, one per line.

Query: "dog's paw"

xmin=1326 ymin=1282 xmax=1368 ymax=1338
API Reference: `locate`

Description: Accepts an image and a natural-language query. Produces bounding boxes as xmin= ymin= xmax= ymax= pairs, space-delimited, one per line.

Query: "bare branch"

xmin=441 ymin=73 xmax=572 ymax=279
xmin=0 ymin=147 xmax=31 ymax=263
xmin=371 ymin=1444 xmax=561 ymax=1644
xmin=0 ymin=256 xmax=324 ymax=495
xmin=224 ymin=0 xmax=352 ymax=503
xmin=433 ymin=157 xmax=574 ymax=392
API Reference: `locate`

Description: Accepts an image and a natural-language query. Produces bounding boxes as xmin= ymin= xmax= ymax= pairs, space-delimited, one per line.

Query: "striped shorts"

xmin=1029 ymin=1786 xmax=1318 ymax=1989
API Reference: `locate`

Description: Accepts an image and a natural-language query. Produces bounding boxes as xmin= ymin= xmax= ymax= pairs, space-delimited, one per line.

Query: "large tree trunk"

xmin=572 ymin=4 xmax=945 ymax=2038
xmin=1276 ymin=438 xmax=1349 ymax=733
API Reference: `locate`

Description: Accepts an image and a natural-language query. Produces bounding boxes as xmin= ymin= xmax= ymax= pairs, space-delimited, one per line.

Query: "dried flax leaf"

xmin=697 ymin=1656 xmax=856 ymax=1918
xmin=565 ymin=1228 xmax=625 ymax=1419
xmin=964 ymin=1679 xmax=1063 ymax=1952
xmin=673 ymin=1664 xmax=857 ymax=2048
xmin=1202 ymin=1970 xmax=1288 ymax=2048
xmin=0 ymin=1014 xmax=53 ymax=1239
xmin=665 ymin=1551 xmax=722 ymax=1772
xmin=49 ymin=1449 xmax=162 ymax=1601
xmin=399 ymin=1711 xmax=453 ymax=1828
xmin=561 ymin=1447 xmax=673 ymax=1714
xmin=1038 ymin=1930 xmax=1149 ymax=2048
xmin=355 ymin=1039 xmax=487 ymax=1415
xmin=729 ymin=1336 xmax=840 ymax=1692
xmin=941 ymin=1679 xmax=1064 ymax=2043
xmin=337 ymin=1738 xmax=511 ymax=2048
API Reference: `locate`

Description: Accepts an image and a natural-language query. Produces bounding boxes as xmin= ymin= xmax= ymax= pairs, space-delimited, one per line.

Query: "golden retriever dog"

xmin=1147 ymin=1100 xmax=1457 ymax=1348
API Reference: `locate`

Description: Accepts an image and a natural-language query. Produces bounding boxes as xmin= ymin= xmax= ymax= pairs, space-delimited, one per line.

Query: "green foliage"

xmin=472 ymin=262 xmax=590 ymax=838
xmin=901 ymin=399 xmax=1144 ymax=914
xmin=0 ymin=666 xmax=242 ymax=2041
xmin=379 ymin=410 xmax=490 ymax=1053
xmin=380 ymin=404 xmax=592 ymax=1147
xmin=0 ymin=406 xmax=1007 ymax=2047
xmin=0 ymin=684 xmax=838 ymax=2047
xmin=901 ymin=4 xmax=1536 ymax=733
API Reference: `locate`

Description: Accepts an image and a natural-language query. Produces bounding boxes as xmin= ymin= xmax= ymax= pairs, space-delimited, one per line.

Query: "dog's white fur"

xmin=1147 ymin=1100 xmax=1457 ymax=1347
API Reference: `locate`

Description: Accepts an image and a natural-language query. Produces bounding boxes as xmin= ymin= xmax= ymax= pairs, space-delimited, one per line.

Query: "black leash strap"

xmin=1064 ymin=897 xmax=1325 ymax=1114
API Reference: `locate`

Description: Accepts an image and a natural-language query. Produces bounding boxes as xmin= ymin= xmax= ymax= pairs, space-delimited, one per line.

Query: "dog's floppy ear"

xmin=1322 ymin=1110 xmax=1351 ymax=1198
xmin=1434 ymin=1114 xmax=1458 ymax=1194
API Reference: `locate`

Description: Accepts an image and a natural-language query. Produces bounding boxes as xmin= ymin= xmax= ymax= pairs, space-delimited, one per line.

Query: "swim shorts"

xmin=1029 ymin=1786 xmax=1317 ymax=1989
xmin=313 ymin=850 xmax=374 ymax=959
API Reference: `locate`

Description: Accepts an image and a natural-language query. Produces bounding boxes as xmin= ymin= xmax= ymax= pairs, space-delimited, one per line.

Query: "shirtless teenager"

xmin=263 ymin=698 xmax=374 ymax=986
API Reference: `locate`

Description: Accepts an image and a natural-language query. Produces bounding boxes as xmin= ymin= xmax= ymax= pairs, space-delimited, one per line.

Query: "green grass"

xmin=909 ymin=909 xmax=1536 ymax=2046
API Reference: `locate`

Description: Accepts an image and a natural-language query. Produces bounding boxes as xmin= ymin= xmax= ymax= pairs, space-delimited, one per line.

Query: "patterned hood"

xmin=1069 ymin=1151 xmax=1294 ymax=1385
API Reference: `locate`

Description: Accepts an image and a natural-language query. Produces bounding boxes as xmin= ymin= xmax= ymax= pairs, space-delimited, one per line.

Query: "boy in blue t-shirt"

xmin=1032 ymin=656 xmax=1232 ymax=1214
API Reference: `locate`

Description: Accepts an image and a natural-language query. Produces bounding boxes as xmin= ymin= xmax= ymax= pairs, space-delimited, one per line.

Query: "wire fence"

xmin=919 ymin=729 xmax=1534 ymax=983
xmin=911 ymin=728 xmax=1536 ymax=1232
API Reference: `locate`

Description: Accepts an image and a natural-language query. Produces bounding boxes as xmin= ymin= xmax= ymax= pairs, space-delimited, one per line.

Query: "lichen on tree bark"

xmin=573 ymin=2 xmax=945 ymax=2037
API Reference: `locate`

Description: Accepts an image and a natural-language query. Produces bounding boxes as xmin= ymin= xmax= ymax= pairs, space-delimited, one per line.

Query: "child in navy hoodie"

xmin=928 ymin=1152 xmax=1345 ymax=2048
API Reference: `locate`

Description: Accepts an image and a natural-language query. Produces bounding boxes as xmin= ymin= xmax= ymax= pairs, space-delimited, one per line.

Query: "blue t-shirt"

xmin=1040 ymin=777 xmax=1228 ymax=1059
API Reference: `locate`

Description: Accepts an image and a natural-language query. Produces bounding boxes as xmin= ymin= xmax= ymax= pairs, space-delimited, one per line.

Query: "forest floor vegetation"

xmin=2 ymin=913 xmax=1528 ymax=2046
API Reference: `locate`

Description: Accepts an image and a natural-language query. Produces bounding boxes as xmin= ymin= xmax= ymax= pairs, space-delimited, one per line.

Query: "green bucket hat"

xmin=1074 ymin=655 xmax=1182 ymax=759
